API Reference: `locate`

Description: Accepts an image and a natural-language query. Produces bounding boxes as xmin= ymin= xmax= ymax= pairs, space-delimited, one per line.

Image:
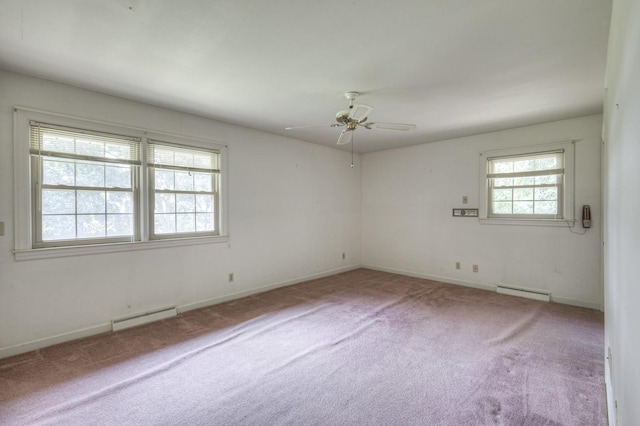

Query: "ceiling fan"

xmin=285 ymin=91 xmax=417 ymax=145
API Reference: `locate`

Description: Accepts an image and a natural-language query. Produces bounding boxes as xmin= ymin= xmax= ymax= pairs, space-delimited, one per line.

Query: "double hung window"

xmin=148 ymin=142 xmax=219 ymax=238
xmin=30 ymin=122 xmax=140 ymax=247
xmin=479 ymin=142 xmax=574 ymax=225
xmin=15 ymin=108 xmax=227 ymax=259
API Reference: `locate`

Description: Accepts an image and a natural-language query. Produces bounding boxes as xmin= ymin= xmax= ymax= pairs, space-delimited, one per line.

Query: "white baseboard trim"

xmin=605 ymin=354 xmax=615 ymax=425
xmin=361 ymin=264 xmax=496 ymax=292
xmin=178 ymin=265 xmax=361 ymax=314
xmin=0 ymin=323 xmax=112 ymax=360
xmin=0 ymin=263 xmax=600 ymax=360
xmin=361 ymin=264 xmax=601 ymax=310
xmin=0 ymin=265 xmax=360 ymax=360
xmin=549 ymin=295 xmax=601 ymax=310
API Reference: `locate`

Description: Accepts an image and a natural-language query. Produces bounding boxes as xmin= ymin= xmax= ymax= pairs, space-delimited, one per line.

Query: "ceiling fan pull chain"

xmin=351 ymin=133 xmax=355 ymax=168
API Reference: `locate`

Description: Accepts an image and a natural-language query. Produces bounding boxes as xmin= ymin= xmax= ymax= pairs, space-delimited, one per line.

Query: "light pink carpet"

xmin=0 ymin=269 xmax=606 ymax=425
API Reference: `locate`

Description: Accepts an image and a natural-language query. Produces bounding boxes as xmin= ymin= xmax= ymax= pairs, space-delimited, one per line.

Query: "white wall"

xmin=603 ymin=0 xmax=640 ymax=424
xmin=362 ymin=115 xmax=602 ymax=309
xmin=0 ymin=70 xmax=362 ymax=357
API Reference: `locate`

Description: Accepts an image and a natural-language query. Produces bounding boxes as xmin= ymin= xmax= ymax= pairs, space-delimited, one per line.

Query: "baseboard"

xmin=0 ymin=265 xmax=359 ymax=360
xmin=0 ymin=323 xmax=112 ymax=360
xmin=0 ymin=263 xmax=599 ymax=360
xmin=178 ymin=265 xmax=361 ymax=314
xmin=361 ymin=264 xmax=496 ymax=292
xmin=361 ymin=264 xmax=601 ymax=310
xmin=550 ymin=295 xmax=601 ymax=310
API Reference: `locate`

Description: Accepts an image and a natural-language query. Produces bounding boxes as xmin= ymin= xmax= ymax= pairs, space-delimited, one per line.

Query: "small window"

xmin=479 ymin=142 xmax=574 ymax=225
xmin=148 ymin=141 xmax=220 ymax=239
xmin=30 ymin=121 xmax=141 ymax=247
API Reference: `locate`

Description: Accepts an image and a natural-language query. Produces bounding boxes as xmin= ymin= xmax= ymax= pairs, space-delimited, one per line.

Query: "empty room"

xmin=0 ymin=0 xmax=638 ymax=425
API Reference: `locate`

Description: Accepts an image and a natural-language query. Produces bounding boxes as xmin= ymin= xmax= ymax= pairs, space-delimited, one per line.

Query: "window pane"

xmin=78 ymin=215 xmax=106 ymax=238
xmin=513 ymin=176 xmax=535 ymax=186
xmin=76 ymin=139 xmax=104 ymax=157
xmin=193 ymin=154 xmax=212 ymax=169
xmin=534 ymin=157 xmax=557 ymax=170
xmin=493 ymin=202 xmax=512 ymax=214
xmin=196 ymin=194 xmax=214 ymax=212
xmin=107 ymin=192 xmax=133 ymax=213
xmin=43 ymin=159 xmax=75 ymax=186
xmin=194 ymin=173 xmax=212 ymax=191
xmin=535 ymin=175 xmax=558 ymax=185
xmin=513 ymin=201 xmax=534 ymax=214
xmin=154 ymin=148 xmax=175 ymax=165
xmin=493 ymin=178 xmax=513 ymax=187
xmin=175 ymin=171 xmax=193 ymax=191
xmin=176 ymin=194 xmax=195 ymax=212
xmin=196 ymin=213 xmax=214 ymax=231
xmin=155 ymin=214 xmax=176 ymax=234
xmin=42 ymin=215 xmax=76 ymax=240
xmin=106 ymin=165 xmax=131 ymax=188
xmin=77 ymin=190 xmax=105 ymax=214
xmin=42 ymin=189 xmax=75 ymax=214
xmin=535 ymin=187 xmax=557 ymax=201
xmin=107 ymin=214 xmax=133 ymax=236
xmin=155 ymin=193 xmax=175 ymax=213
xmin=493 ymin=161 xmax=513 ymax=174
xmin=175 ymin=152 xmax=194 ymax=168
xmin=76 ymin=163 xmax=105 ymax=187
xmin=42 ymin=134 xmax=74 ymax=153
xmin=155 ymin=170 xmax=174 ymax=190
xmin=176 ymin=213 xmax=196 ymax=233
xmin=513 ymin=188 xmax=533 ymax=201
xmin=535 ymin=201 xmax=557 ymax=215
xmin=513 ymin=159 xmax=534 ymax=172
xmin=105 ymin=143 xmax=131 ymax=160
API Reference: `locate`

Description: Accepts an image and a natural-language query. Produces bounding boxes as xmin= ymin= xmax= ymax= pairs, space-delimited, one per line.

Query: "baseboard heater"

xmin=112 ymin=307 xmax=177 ymax=332
xmin=496 ymin=286 xmax=550 ymax=303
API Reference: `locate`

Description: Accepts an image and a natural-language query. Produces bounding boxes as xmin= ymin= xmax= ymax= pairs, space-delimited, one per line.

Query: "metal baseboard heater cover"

xmin=496 ymin=286 xmax=550 ymax=302
xmin=112 ymin=307 xmax=177 ymax=332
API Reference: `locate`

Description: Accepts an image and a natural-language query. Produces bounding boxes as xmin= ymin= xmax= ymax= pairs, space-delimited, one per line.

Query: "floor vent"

xmin=112 ymin=307 xmax=177 ymax=332
xmin=496 ymin=286 xmax=550 ymax=302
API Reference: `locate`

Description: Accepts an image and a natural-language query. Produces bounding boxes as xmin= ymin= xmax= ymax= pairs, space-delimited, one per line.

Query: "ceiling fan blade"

xmin=285 ymin=124 xmax=342 ymax=130
xmin=336 ymin=129 xmax=354 ymax=145
xmin=348 ymin=104 xmax=373 ymax=122
xmin=365 ymin=122 xmax=417 ymax=131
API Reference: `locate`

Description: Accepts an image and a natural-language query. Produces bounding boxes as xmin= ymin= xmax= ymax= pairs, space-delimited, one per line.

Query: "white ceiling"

xmin=0 ymin=0 xmax=611 ymax=153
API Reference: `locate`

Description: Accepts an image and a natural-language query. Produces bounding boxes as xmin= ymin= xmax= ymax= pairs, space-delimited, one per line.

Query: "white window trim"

xmin=13 ymin=107 xmax=229 ymax=261
xmin=478 ymin=141 xmax=575 ymax=227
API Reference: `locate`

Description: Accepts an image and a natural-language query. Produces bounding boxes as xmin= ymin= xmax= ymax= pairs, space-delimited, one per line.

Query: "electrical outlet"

xmin=462 ymin=196 xmax=468 ymax=204
xmin=228 ymin=273 xmax=234 ymax=282
xmin=342 ymin=253 xmax=346 ymax=260
xmin=472 ymin=264 xmax=479 ymax=273
xmin=455 ymin=262 xmax=461 ymax=270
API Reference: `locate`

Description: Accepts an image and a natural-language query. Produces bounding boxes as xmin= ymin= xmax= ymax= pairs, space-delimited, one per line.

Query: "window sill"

xmin=13 ymin=235 xmax=229 ymax=261
xmin=478 ymin=218 xmax=575 ymax=227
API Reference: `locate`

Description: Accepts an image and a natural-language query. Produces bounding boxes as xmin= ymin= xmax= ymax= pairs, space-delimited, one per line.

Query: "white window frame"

xmin=13 ymin=107 xmax=228 ymax=260
xmin=147 ymin=139 xmax=221 ymax=240
xmin=478 ymin=141 xmax=575 ymax=226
